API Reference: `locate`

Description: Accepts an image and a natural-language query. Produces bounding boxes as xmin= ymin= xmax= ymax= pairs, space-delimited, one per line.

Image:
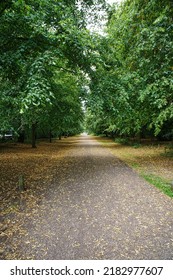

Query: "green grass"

xmin=114 ymin=137 xmax=129 ymax=144
xmin=163 ymin=143 xmax=173 ymax=157
xmin=141 ymin=173 xmax=173 ymax=198
xmin=163 ymin=150 xmax=173 ymax=157
xmin=131 ymin=162 xmax=140 ymax=168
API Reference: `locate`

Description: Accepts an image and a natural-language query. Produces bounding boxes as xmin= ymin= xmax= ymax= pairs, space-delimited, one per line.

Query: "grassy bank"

xmin=97 ymin=136 xmax=173 ymax=198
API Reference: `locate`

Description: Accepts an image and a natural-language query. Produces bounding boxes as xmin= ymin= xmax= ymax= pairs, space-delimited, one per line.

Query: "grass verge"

xmin=97 ymin=136 xmax=173 ymax=198
xmin=141 ymin=173 xmax=173 ymax=198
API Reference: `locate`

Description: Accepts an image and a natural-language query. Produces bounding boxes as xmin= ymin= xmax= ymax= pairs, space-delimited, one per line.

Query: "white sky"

xmin=87 ymin=0 xmax=124 ymax=33
xmin=106 ymin=0 xmax=124 ymax=4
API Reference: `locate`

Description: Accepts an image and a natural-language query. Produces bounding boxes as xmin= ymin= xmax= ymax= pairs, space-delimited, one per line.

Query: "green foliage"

xmin=114 ymin=138 xmax=129 ymax=145
xmin=1 ymin=0 xmax=172 ymax=142
xmin=0 ymin=0 xmax=106 ymax=144
xmin=86 ymin=0 xmax=173 ymax=139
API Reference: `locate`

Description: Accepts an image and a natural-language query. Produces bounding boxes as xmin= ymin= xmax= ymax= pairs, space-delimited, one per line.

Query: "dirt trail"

xmin=2 ymin=135 xmax=173 ymax=259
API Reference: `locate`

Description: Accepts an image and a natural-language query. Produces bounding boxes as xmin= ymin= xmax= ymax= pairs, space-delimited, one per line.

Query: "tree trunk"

xmin=18 ymin=130 xmax=25 ymax=143
xmin=49 ymin=129 xmax=52 ymax=143
xmin=31 ymin=123 xmax=37 ymax=148
xmin=136 ymin=131 xmax=141 ymax=143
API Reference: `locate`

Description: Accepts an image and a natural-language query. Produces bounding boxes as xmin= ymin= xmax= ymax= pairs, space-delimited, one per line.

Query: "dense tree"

xmin=1 ymin=0 xmax=172 ymax=143
xmin=86 ymin=0 xmax=173 ymax=140
xmin=0 ymin=0 xmax=106 ymax=146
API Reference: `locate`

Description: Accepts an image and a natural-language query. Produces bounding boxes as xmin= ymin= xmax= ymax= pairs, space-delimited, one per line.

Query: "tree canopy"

xmin=85 ymin=0 xmax=173 ymax=140
xmin=0 ymin=0 xmax=106 ymax=146
xmin=0 ymin=0 xmax=172 ymax=145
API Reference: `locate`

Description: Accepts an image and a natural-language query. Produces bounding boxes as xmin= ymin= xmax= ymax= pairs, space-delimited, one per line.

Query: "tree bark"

xmin=49 ymin=129 xmax=52 ymax=143
xmin=135 ymin=131 xmax=141 ymax=143
xmin=31 ymin=123 xmax=37 ymax=148
xmin=18 ymin=130 xmax=25 ymax=143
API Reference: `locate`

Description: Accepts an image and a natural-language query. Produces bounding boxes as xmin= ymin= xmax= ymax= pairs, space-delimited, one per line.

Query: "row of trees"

xmin=86 ymin=0 xmax=173 ymax=140
xmin=0 ymin=0 xmax=106 ymax=147
xmin=1 ymin=0 xmax=172 ymax=145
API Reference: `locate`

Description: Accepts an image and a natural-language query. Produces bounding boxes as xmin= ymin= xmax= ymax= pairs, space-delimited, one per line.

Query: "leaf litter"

xmin=0 ymin=136 xmax=173 ymax=260
xmin=0 ymin=139 xmax=71 ymax=259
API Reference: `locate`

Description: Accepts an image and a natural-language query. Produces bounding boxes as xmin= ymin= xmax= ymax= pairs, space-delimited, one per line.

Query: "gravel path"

xmin=11 ymin=135 xmax=173 ymax=259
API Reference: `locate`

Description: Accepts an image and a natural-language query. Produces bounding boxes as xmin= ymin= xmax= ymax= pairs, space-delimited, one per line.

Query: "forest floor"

xmin=0 ymin=135 xmax=173 ymax=259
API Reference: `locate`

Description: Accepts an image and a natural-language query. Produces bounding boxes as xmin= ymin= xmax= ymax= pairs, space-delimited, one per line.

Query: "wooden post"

xmin=18 ymin=175 xmax=25 ymax=192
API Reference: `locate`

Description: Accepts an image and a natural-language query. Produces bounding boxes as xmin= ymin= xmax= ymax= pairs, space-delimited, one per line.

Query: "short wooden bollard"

xmin=18 ymin=175 xmax=25 ymax=192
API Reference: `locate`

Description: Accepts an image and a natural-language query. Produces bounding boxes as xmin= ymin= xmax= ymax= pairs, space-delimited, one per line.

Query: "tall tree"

xmin=0 ymin=0 xmax=106 ymax=146
xmin=86 ymin=0 xmax=173 ymax=139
